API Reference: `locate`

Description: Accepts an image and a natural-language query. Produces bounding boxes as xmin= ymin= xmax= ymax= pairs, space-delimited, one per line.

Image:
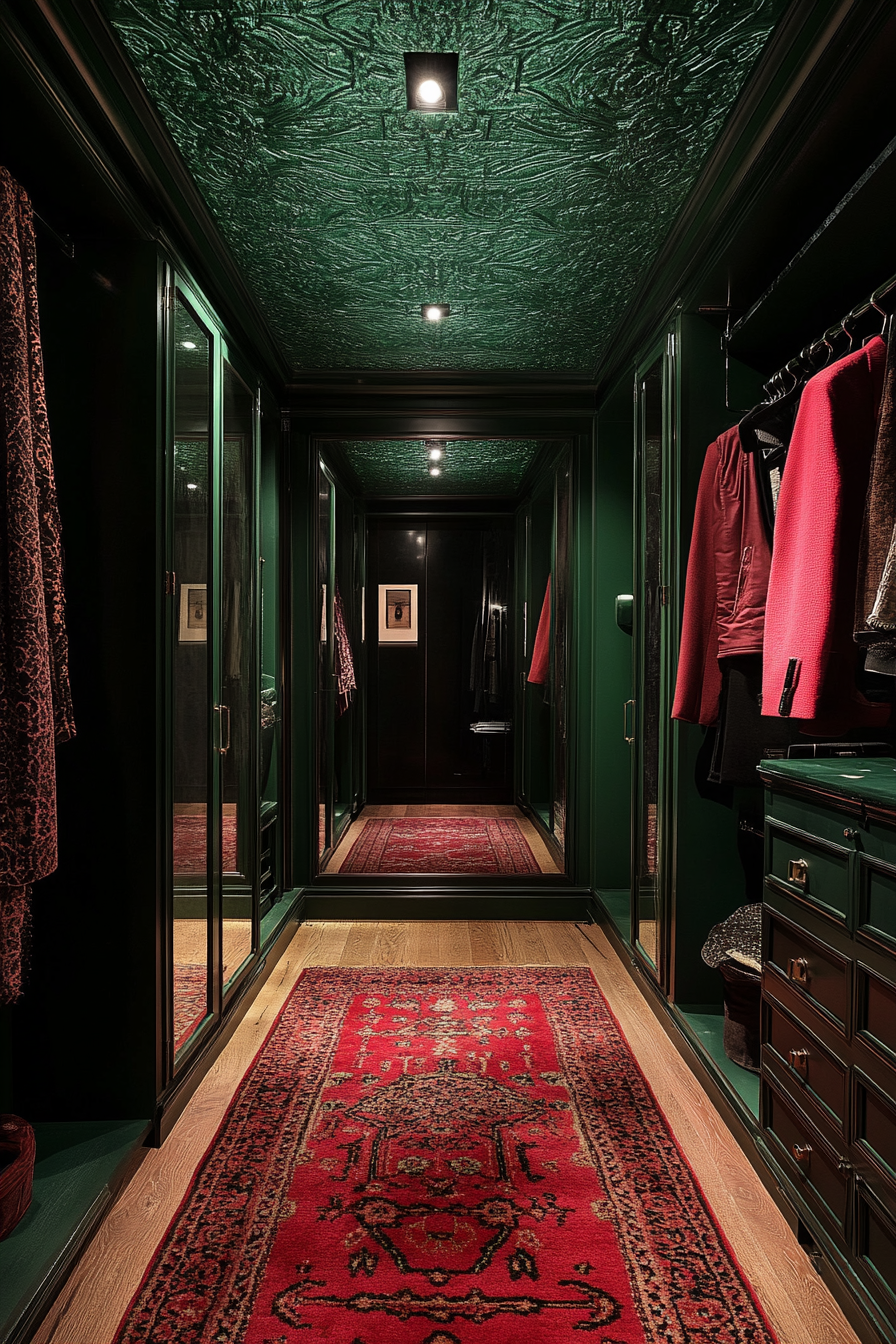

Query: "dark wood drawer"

xmin=764 ymin=999 xmax=847 ymax=1132
xmin=763 ymin=1081 xmax=850 ymax=1234
xmin=859 ymin=857 xmax=896 ymax=954
xmin=768 ymin=822 xmax=850 ymax=921
xmin=856 ymin=963 xmax=896 ymax=1069
xmin=855 ymin=1070 xmax=896 ymax=1192
xmin=766 ymin=911 xmax=850 ymax=1032
xmin=855 ymin=1181 xmax=896 ymax=1313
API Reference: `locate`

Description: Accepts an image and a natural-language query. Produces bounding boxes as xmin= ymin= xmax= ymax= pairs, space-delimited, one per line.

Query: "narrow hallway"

xmin=34 ymin=924 xmax=860 ymax=1344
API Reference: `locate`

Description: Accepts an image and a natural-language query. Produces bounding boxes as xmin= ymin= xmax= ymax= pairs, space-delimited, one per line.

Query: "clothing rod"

xmin=760 ymin=271 xmax=896 ymax=396
xmin=32 ymin=209 xmax=75 ymax=259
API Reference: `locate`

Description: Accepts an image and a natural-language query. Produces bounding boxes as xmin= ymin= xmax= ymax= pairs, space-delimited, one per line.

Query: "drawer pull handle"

xmin=788 ymin=1048 xmax=809 ymax=1076
xmin=792 ymin=1144 xmax=812 ymax=1165
xmin=787 ymin=957 xmax=810 ymax=985
xmin=787 ymin=858 xmax=809 ymax=888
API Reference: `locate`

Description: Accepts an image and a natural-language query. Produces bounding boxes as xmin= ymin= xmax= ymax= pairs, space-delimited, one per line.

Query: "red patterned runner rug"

xmin=172 ymin=964 xmax=208 ymax=1051
xmin=173 ymin=814 xmax=238 ymax=873
xmin=115 ymin=967 xmax=776 ymax=1344
xmin=342 ymin=817 xmax=540 ymax=874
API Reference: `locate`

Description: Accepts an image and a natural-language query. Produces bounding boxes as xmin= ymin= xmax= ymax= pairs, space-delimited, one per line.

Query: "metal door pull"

xmin=792 ymin=1143 xmax=812 ymax=1165
xmin=787 ymin=957 xmax=809 ymax=985
xmin=787 ymin=858 xmax=809 ymax=888
xmin=787 ymin=1048 xmax=809 ymax=1077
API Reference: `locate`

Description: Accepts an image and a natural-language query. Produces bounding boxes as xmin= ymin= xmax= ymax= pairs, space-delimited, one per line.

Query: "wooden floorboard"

xmin=33 ymin=921 xmax=863 ymax=1344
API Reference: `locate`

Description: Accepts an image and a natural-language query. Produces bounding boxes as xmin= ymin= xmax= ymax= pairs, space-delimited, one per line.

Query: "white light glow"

xmin=181 ymin=340 xmax=197 ymax=350
xmin=424 ymin=305 xmax=443 ymax=321
xmin=428 ymin=447 xmax=442 ymax=461
xmin=187 ymin=483 xmax=199 ymax=490
xmin=417 ymin=79 xmax=443 ymax=104
xmin=429 ymin=467 xmax=441 ymax=476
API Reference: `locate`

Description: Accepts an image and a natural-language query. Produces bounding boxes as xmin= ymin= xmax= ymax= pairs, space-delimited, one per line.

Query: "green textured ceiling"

xmin=104 ymin=0 xmax=788 ymax=372
xmin=336 ymin=439 xmax=542 ymax=494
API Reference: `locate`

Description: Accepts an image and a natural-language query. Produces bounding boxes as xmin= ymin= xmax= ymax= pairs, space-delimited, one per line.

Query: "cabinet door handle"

xmin=623 ymin=699 xmax=635 ymax=744
xmin=787 ymin=957 xmax=809 ymax=986
xmin=787 ymin=858 xmax=809 ymax=888
xmin=787 ymin=1048 xmax=809 ymax=1077
xmin=792 ymin=1144 xmax=812 ymax=1166
xmin=214 ymin=704 xmax=231 ymax=756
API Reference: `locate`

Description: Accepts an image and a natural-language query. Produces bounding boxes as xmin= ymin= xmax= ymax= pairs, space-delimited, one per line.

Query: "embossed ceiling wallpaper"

xmin=104 ymin=0 xmax=788 ymax=372
xmin=335 ymin=439 xmax=543 ymax=494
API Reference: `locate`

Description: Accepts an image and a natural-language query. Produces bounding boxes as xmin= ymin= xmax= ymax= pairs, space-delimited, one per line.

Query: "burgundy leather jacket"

xmin=672 ymin=426 xmax=771 ymax=726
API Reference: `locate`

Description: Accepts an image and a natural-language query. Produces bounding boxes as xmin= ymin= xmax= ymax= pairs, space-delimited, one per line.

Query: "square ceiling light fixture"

xmin=404 ymin=52 xmax=459 ymax=112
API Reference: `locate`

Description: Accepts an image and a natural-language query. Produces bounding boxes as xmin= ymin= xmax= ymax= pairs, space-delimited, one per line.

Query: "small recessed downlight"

xmin=422 ymin=303 xmax=450 ymax=322
xmin=429 ymin=467 xmax=441 ymax=477
xmin=428 ymin=447 xmax=442 ymax=461
xmin=181 ymin=340 xmax=197 ymax=350
xmin=404 ymin=53 xmax=458 ymax=112
xmin=187 ymin=483 xmax=199 ymax=490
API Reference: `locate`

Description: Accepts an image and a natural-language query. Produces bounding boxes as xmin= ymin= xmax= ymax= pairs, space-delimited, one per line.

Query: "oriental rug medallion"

xmin=116 ymin=967 xmax=776 ymax=1344
xmin=341 ymin=817 xmax=540 ymax=875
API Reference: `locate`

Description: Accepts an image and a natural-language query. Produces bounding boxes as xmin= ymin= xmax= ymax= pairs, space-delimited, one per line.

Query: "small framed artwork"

xmin=179 ymin=582 xmax=208 ymax=642
xmin=378 ymin=583 xmax=418 ymax=644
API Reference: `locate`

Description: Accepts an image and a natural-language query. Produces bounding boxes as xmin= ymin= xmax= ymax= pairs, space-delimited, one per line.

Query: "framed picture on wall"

xmin=378 ymin=584 xmax=418 ymax=644
xmin=179 ymin=582 xmax=208 ymax=642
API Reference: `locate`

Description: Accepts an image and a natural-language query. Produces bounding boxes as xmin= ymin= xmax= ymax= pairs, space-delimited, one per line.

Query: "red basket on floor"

xmin=0 ymin=1114 xmax=35 ymax=1240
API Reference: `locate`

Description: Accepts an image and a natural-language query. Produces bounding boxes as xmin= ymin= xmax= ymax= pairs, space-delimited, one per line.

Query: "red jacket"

xmin=762 ymin=337 xmax=888 ymax=732
xmin=672 ymin=426 xmax=772 ymax=725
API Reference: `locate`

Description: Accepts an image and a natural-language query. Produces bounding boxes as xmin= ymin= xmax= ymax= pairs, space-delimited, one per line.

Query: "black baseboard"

xmin=302 ymin=889 xmax=591 ymax=920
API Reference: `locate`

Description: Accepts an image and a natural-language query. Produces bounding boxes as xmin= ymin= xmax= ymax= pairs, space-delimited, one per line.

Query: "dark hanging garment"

xmin=763 ymin=337 xmax=888 ymax=732
xmin=0 ymin=168 xmax=75 ymax=1001
xmin=855 ymin=324 xmax=896 ymax=674
xmin=527 ymin=575 xmax=551 ymax=686
xmin=707 ymin=655 xmax=799 ymax=786
xmin=333 ymin=584 xmax=356 ymax=718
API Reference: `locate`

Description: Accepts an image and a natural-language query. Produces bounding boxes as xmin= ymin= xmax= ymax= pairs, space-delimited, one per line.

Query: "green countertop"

xmin=759 ymin=756 xmax=896 ymax=809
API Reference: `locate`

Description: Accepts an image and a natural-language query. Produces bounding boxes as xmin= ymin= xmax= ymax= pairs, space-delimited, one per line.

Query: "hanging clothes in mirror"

xmin=334 ymin=583 xmax=356 ymax=718
xmin=527 ymin=574 xmax=551 ymax=686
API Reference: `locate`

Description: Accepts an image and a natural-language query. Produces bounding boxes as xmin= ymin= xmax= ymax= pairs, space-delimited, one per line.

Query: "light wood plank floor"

xmin=34 ymin=921 xmax=861 ymax=1344
xmin=325 ymin=804 xmax=562 ymax=874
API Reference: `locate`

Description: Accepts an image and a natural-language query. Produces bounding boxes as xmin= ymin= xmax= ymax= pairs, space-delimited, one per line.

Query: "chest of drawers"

xmin=759 ymin=758 xmax=896 ymax=1343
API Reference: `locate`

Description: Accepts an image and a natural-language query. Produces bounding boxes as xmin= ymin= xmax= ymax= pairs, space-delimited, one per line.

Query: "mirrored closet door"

xmin=166 ymin=276 xmax=260 ymax=1072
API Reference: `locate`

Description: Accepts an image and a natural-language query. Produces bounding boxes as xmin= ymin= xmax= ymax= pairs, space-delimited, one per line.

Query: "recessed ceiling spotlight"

xmin=422 ymin=303 xmax=450 ymax=322
xmin=187 ymin=483 xmax=199 ymax=490
xmin=181 ymin=340 xmax=197 ymax=350
xmin=429 ymin=467 xmax=441 ymax=477
xmin=428 ymin=446 xmax=442 ymax=461
xmin=404 ymin=52 xmax=458 ymax=112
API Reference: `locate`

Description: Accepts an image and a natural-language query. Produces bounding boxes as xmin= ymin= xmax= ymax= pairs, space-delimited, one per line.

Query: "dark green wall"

xmin=588 ymin=378 xmax=635 ymax=895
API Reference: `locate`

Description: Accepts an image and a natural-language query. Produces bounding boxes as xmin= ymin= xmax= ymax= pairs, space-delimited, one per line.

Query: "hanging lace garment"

xmin=334 ymin=584 xmax=356 ymax=718
xmin=0 ymin=168 xmax=75 ymax=1002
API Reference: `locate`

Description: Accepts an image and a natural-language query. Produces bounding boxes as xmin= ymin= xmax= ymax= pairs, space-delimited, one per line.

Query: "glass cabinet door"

xmin=221 ymin=359 xmax=256 ymax=991
xmin=631 ymin=346 xmax=673 ymax=984
xmin=170 ymin=293 xmax=213 ymax=1061
xmin=167 ymin=281 xmax=262 ymax=1071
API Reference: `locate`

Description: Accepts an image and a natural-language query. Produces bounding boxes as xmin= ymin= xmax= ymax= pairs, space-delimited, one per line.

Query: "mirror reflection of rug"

xmin=114 ymin=967 xmax=778 ymax=1344
xmin=173 ymin=815 xmax=238 ymax=873
xmin=342 ymin=817 xmax=540 ymax=874
xmin=172 ymin=963 xmax=207 ymax=1050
